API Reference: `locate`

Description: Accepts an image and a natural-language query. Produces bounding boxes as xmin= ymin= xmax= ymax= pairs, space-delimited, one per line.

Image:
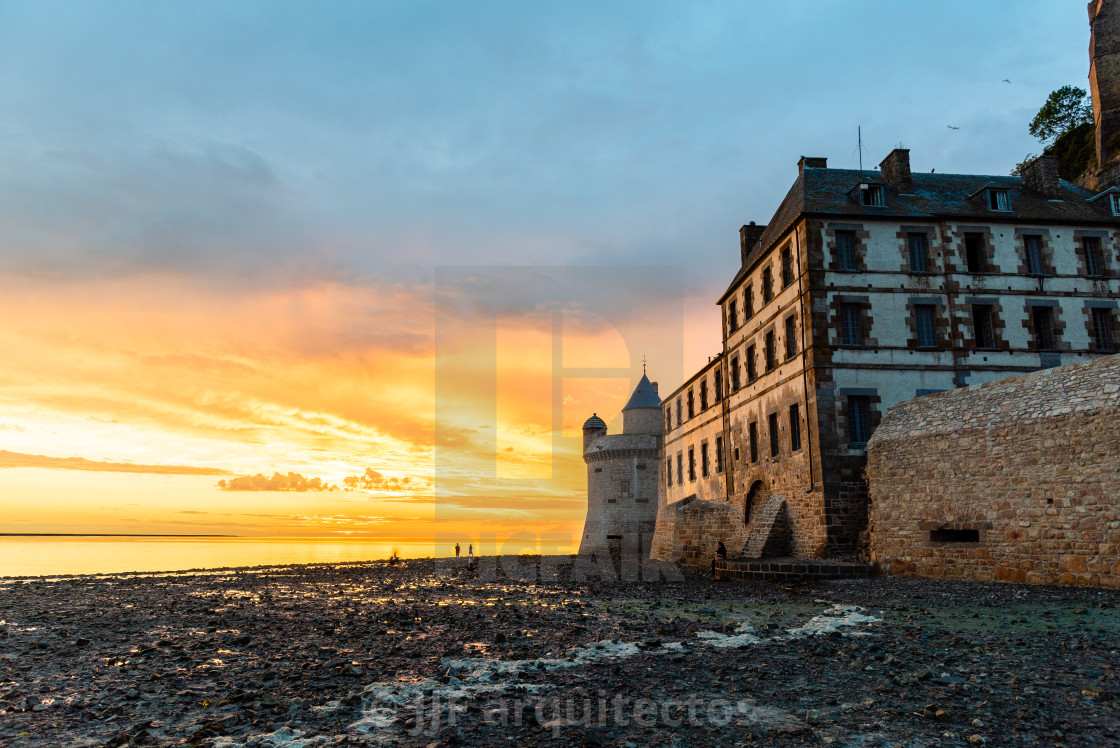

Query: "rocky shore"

xmin=1 ymin=556 xmax=1117 ymax=747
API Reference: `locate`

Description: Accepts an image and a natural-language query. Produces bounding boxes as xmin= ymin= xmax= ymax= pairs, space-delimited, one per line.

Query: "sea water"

xmin=0 ymin=536 xmax=454 ymax=577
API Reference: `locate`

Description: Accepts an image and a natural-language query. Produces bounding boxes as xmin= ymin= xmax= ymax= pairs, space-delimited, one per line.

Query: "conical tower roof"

xmin=622 ymin=373 xmax=661 ymax=410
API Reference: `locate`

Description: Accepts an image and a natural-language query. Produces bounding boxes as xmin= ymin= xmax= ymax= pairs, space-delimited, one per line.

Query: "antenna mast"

xmin=858 ymin=126 xmax=863 ymax=172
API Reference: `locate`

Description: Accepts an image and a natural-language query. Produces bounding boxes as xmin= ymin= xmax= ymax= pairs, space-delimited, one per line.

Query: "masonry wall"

xmin=580 ymin=435 xmax=660 ymax=555
xmin=867 ymin=354 xmax=1120 ymax=587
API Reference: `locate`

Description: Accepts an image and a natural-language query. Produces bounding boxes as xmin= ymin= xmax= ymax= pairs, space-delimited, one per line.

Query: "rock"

xmin=805 ymin=708 xmax=820 ymax=725
xmin=972 ymin=717 xmax=984 ymax=728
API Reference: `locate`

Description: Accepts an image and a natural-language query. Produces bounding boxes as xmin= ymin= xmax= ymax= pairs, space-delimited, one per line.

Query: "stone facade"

xmin=651 ymin=149 xmax=1120 ymax=570
xmin=578 ymin=374 xmax=662 ymax=557
xmin=1090 ymin=0 xmax=1120 ymax=188
xmin=867 ymin=354 xmax=1120 ymax=587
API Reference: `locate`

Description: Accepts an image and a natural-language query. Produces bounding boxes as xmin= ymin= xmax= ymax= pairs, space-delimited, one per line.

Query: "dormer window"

xmin=987 ymin=189 xmax=1011 ymax=211
xmin=1111 ymin=193 xmax=1120 ymax=216
xmin=859 ymin=183 xmax=885 ymax=207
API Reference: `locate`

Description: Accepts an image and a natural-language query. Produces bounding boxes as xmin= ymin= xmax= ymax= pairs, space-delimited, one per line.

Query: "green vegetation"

xmin=1014 ymin=85 xmax=1096 ymax=181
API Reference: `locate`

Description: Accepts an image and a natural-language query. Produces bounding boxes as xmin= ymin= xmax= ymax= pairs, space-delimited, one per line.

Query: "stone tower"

xmin=1090 ymin=0 xmax=1120 ymax=187
xmin=578 ymin=373 xmax=662 ymax=556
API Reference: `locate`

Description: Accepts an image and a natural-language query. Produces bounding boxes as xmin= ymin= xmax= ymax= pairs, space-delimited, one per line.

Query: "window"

xmin=1085 ymin=237 xmax=1105 ymax=277
xmin=768 ymin=412 xmax=780 ymax=458
xmin=761 ymin=267 xmax=773 ymax=303
xmin=688 ymin=447 xmax=696 ymax=481
xmin=715 ymin=435 xmax=724 ymax=473
xmin=840 ymin=304 xmax=862 ymax=346
xmin=746 ymin=345 xmax=757 ymax=382
xmin=744 ymin=287 xmax=754 ymax=321
xmin=860 ymin=184 xmax=885 ymax=206
xmin=836 ymin=230 xmax=857 ymax=271
xmin=687 ymin=389 xmax=694 ymax=419
xmin=987 ymin=189 xmax=1010 ymax=211
xmin=764 ymin=331 xmax=776 ymax=370
xmin=908 ymin=233 xmax=928 ymax=273
xmin=714 ymin=370 xmax=723 ymax=400
xmin=748 ymin=422 xmax=759 ymax=463
xmin=665 ymin=458 xmax=672 ymax=486
xmin=1111 ymin=193 xmax=1120 ymax=216
xmin=972 ymin=305 xmax=996 ymax=349
xmin=665 ymin=411 xmax=671 ymax=432
xmin=730 ymin=356 xmax=741 ymax=391
xmin=781 ymin=246 xmax=794 ymax=287
xmin=676 ymin=398 xmax=682 ymax=426
xmin=849 ymin=395 xmax=871 ymax=445
xmin=1093 ymin=308 xmax=1116 ymax=352
xmin=1025 ymin=235 xmax=1044 ymax=276
xmin=728 ymin=300 xmax=738 ymax=333
xmin=789 ymin=404 xmax=801 ymax=451
xmin=699 ymin=380 xmax=708 ymax=411
xmin=621 ymin=480 xmax=630 ymax=499
xmin=701 ymin=442 xmax=709 ymax=478
xmin=784 ymin=315 xmax=797 ymax=359
xmin=676 ymin=453 xmax=683 ymax=486
xmin=1032 ymin=307 xmax=1056 ymax=350
xmin=915 ymin=305 xmax=937 ymax=349
xmin=964 ymin=233 xmax=988 ymax=273
xmin=930 ymin=528 xmax=980 ymax=543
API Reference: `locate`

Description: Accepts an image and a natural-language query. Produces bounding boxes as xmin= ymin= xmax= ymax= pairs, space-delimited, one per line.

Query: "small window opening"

xmin=929 ymin=528 xmax=980 ymax=543
xmin=1025 ymin=236 xmax=1044 ymax=276
xmin=915 ymin=304 xmax=937 ymax=349
xmin=964 ymin=233 xmax=988 ymax=273
xmin=860 ymin=184 xmax=885 ymax=206
xmin=836 ymin=230 xmax=857 ymax=271
xmin=987 ymin=189 xmax=1010 ymax=211
xmin=908 ymin=232 xmax=928 ymax=273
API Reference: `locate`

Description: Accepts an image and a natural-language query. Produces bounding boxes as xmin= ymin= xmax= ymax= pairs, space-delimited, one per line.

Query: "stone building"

xmin=1089 ymin=0 xmax=1120 ymax=190
xmin=867 ymin=353 xmax=1120 ymax=588
xmin=651 ymin=150 xmax=1120 ymax=567
xmin=578 ymin=372 xmax=662 ymax=557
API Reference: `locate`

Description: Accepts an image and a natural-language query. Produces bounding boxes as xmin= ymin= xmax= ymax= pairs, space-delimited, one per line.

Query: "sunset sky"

xmin=0 ymin=1 xmax=1090 ymax=547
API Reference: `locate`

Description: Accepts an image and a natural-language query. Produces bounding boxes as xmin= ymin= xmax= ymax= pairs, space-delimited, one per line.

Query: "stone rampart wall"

xmin=867 ymin=354 xmax=1120 ymax=587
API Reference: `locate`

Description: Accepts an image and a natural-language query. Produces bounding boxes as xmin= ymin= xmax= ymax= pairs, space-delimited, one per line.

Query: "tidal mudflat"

xmin=1 ymin=557 xmax=1117 ymax=746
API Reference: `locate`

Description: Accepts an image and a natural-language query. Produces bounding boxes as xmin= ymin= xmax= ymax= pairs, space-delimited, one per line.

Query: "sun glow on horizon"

xmin=0 ymin=270 xmax=706 ymax=544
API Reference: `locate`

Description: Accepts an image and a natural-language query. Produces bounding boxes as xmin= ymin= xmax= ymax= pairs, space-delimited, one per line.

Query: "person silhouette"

xmin=455 ymin=543 xmax=460 ymax=557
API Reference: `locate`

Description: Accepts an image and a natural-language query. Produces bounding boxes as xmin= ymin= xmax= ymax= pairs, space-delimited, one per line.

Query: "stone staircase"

xmin=742 ymin=495 xmax=791 ymax=558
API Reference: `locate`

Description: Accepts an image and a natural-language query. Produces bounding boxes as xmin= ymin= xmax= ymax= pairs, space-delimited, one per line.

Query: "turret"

xmin=582 ymin=413 xmax=607 ymax=453
xmin=621 ymin=373 xmax=663 ymax=435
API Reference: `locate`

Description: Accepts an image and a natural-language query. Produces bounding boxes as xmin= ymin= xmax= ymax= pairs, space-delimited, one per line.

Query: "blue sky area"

xmin=0 ymin=2 xmax=1089 ymax=286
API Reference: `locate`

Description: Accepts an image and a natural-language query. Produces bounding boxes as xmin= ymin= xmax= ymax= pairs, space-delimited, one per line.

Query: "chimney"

xmin=797 ymin=156 xmax=828 ymax=174
xmin=1020 ymin=154 xmax=1063 ymax=198
xmin=879 ymin=149 xmax=913 ymax=193
xmin=739 ymin=222 xmax=767 ymax=265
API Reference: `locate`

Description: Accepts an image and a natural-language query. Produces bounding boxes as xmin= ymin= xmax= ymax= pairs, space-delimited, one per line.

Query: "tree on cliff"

xmin=1029 ymin=85 xmax=1092 ymax=143
xmin=1013 ymin=85 xmax=1095 ymax=181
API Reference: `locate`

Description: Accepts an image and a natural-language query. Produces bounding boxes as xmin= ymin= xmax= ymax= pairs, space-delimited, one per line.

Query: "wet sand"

xmin=1 ymin=556 xmax=1117 ymax=746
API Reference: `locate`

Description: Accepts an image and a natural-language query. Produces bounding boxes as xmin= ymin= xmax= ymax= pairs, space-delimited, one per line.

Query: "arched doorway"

xmin=745 ymin=480 xmax=768 ymax=524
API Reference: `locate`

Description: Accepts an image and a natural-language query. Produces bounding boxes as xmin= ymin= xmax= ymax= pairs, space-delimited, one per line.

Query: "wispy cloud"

xmin=0 ymin=450 xmax=228 ymax=476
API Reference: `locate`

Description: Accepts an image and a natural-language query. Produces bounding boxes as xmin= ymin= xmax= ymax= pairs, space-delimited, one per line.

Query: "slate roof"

xmin=583 ymin=432 xmax=659 ymax=458
xmin=582 ymin=414 xmax=607 ymax=431
xmin=622 ymin=373 xmax=662 ymax=410
xmin=719 ymin=167 xmax=1120 ymax=302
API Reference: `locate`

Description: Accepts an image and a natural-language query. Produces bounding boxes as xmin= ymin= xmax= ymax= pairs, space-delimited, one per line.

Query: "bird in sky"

xmin=947 ymin=125 xmax=960 ymax=130
xmin=1002 ymin=78 xmax=1011 ymax=83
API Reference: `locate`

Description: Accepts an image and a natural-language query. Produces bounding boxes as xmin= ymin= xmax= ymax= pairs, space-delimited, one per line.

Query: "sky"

xmin=0 ymin=1 xmax=1094 ymax=547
